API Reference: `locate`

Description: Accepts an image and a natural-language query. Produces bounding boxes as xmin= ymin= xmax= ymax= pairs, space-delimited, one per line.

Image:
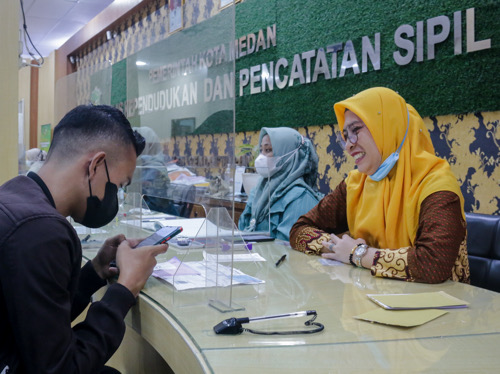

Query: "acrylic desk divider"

xmin=172 ymin=207 xmax=264 ymax=312
xmin=117 ymin=192 xmax=153 ymax=239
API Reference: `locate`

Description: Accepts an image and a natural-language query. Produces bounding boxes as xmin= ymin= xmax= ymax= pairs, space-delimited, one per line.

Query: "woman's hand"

xmin=321 ymin=233 xmax=366 ymax=264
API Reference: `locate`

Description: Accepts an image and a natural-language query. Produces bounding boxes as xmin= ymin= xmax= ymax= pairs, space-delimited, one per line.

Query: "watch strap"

xmin=349 ymin=245 xmax=357 ymax=266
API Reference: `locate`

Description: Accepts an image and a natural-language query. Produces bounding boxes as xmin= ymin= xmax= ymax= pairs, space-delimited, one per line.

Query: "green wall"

xmin=235 ymin=0 xmax=500 ymax=131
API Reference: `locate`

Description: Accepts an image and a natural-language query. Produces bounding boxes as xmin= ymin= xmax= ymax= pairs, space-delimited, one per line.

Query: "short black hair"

xmin=47 ymin=105 xmax=145 ymax=161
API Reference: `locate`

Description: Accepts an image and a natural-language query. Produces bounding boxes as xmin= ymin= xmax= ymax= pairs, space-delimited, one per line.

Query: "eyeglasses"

xmin=335 ymin=122 xmax=364 ymax=150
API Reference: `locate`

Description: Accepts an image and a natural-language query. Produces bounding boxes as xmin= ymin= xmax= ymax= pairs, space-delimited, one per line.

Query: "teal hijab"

xmin=248 ymin=127 xmax=322 ymax=227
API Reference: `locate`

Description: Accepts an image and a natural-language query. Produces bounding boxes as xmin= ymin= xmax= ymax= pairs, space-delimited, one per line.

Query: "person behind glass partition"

xmin=132 ymin=126 xmax=170 ymax=195
xmin=238 ymin=127 xmax=323 ymax=241
xmin=24 ymin=147 xmax=47 ymax=174
xmin=131 ymin=126 xmax=171 ymax=213
xmin=290 ymin=87 xmax=470 ymax=284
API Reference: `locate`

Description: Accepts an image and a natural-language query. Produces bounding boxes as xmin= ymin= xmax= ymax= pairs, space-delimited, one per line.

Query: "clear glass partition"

xmin=55 ymin=3 xmax=270 ymax=312
xmin=123 ymin=6 xmax=238 ymax=225
xmin=55 ymin=60 xmax=113 ymax=123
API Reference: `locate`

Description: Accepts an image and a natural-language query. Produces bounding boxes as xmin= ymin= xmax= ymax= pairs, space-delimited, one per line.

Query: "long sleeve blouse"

xmin=289 ymin=180 xmax=470 ymax=284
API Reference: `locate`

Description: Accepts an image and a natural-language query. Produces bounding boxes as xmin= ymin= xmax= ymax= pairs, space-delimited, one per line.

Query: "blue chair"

xmin=465 ymin=213 xmax=500 ymax=293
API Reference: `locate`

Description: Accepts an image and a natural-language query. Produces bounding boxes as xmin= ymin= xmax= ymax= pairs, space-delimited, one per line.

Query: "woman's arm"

xmin=371 ymin=191 xmax=467 ymax=283
xmin=238 ymin=189 xmax=255 ymax=231
xmin=289 ymin=180 xmax=349 ymax=254
xmin=275 ymin=188 xmax=321 ymax=241
xmin=320 ymin=191 xmax=468 ymax=284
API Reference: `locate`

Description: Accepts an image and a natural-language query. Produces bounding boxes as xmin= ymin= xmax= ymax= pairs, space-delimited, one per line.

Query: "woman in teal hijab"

xmin=238 ymin=127 xmax=323 ymax=240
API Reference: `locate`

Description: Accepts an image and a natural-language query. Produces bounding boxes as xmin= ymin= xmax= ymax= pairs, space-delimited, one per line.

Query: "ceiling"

xmin=19 ymin=0 xmax=114 ymax=59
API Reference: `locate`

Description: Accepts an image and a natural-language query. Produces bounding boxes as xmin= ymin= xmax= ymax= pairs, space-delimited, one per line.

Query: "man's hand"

xmin=116 ymin=240 xmax=168 ymax=297
xmin=92 ymin=234 xmax=126 ymax=280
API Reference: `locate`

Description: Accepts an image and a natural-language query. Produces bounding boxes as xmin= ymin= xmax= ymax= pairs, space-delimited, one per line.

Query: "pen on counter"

xmin=275 ymin=254 xmax=287 ymax=267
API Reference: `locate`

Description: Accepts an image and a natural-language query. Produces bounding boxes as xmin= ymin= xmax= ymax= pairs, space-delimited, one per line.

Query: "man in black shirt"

xmin=0 ymin=105 xmax=167 ymax=373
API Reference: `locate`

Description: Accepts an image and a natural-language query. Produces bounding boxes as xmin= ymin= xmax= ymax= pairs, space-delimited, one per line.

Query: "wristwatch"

xmin=349 ymin=243 xmax=369 ymax=268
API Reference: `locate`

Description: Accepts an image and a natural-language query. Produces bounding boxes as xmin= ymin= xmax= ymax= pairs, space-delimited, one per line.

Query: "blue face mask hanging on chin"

xmin=369 ymin=109 xmax=410 ymax=182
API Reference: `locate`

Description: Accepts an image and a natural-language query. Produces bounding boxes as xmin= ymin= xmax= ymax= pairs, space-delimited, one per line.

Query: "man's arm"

xmin=1 ymin=217 xmax=133 ymax=373
xmin=371 ymin=191 xmax=467 ymax=283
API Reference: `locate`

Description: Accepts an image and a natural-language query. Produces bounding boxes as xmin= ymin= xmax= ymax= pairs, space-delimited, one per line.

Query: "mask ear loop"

xmin=87 ymin=178 xmax=93 ymax=197
xmin=275 ymin=135 xmax=305 ymax=167
xmin=88 ymin=159 xmax=110 ymax=197
xmin=368 ymin=108 xmax=410 ymax=182
xmin=87 ymin=164 xmax=93 ymax=197
xmin=103 ymin=159 xmax=111 ymax=182
xmin=394 ymin=108 xmax=410 ymax=156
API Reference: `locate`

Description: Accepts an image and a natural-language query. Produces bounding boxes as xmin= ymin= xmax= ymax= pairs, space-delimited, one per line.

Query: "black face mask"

xmin=79 ymin=160 xmax=119 ymax=228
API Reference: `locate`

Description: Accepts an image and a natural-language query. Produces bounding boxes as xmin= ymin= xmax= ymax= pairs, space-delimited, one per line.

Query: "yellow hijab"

xmin=334 ymin=87 xmax=464 ymax=249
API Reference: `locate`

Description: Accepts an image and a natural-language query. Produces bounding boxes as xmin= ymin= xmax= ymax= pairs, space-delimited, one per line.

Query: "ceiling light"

xmin=136 ymin=61 xmax=147 ymax=66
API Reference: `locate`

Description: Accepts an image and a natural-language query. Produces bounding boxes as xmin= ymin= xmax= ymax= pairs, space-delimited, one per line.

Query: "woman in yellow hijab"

xmin=290 ymin=87 xmax=470 ymax=283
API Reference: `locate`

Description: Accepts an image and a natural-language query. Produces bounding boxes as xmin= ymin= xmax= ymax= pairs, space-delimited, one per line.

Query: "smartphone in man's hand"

xmin=134 ymin=226 xmax=183 ymax=248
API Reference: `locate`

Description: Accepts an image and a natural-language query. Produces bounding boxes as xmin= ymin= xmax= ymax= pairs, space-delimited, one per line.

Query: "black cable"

xmin=20 ymin=0 xmax=44 ymax=67
xmin=243 ymin=312 xmax=324 ymax=335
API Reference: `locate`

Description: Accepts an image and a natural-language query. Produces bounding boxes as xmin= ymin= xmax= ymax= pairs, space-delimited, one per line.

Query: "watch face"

xmin=355 ymin=245 xmax=367 ymax=256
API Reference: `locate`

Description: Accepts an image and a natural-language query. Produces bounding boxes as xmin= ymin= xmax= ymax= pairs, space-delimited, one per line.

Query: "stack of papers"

xmin=151 ymin=218 xmax=240 ymax=238
xmin=122 ymin=213 xmax=177 ymax=231
xmin=74 ymin=226 xmax=107 ymax=235
xmin=152 ymin=256 xmax=264 ymax=291
xmin=366 ymin=291 xmax=469 ymax=310
xmin=203 ymin=251 xmax=266 ymax=263
xmin=354 ymin=291 xmax=469 ymax=327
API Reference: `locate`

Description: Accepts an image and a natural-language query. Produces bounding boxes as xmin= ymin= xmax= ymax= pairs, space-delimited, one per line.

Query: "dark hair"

xmin=47 ymin=105 xmax=145 ymax=161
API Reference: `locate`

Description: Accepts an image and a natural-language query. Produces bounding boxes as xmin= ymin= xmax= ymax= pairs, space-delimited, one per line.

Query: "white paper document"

xmin=153 ymin=217 xmax=244 ymax=239
xmin=74 ymin=226 xmax=107 ymax=235
xmin=152 ymin=257 xmax=264 ymax=291
xmin=202 ymin=251 xmax=266 ymax=263
xmin=157 ymin=218 xmax=206 ymax=237
xmin=319 ymin=258 xmax=344 ymax=266
xmin=122 ymin=213 xmax=178 ymax=231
